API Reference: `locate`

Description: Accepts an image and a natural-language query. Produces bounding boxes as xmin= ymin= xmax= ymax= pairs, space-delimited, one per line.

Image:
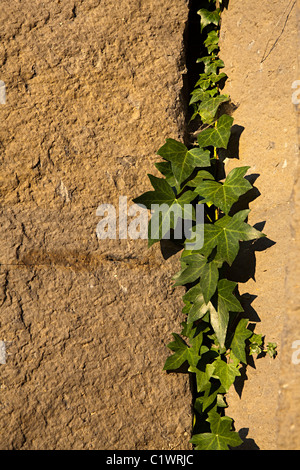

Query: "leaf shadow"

xmin=232 ymin=428 xmax=260 ymax=450
xmin=218 ymin=124 xmax=245 ymax=161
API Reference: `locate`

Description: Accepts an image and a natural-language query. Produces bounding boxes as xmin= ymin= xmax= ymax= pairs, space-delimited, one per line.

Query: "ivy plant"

xmin=133 ymin=0 xmax=276 ymax=450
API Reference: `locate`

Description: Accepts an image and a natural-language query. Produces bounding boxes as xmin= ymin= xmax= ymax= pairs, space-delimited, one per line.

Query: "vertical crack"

xmin=180 ymin=0 xmax=206 ymax=147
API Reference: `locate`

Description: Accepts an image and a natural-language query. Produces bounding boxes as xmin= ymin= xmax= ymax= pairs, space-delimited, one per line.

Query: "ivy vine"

xmin=133 ymin=0 xmax=277 ymax=450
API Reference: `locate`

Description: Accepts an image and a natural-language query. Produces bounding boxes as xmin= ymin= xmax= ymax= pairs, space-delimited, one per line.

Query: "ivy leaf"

xmin=204 ymin=30 xmax=220 ymax=54
xmin=249 ymin=333 xmax=263 ymax=356
xmin=195 ymin=73 xmax=212 ymax=91
xmin=133 ymin=175 xmax=195 ymax=246
xmin=190 ymin=410 xmax=243 ymax=450
xmin=198 ymin=94 xmax=229 ymax=124
xmin=157 ymin=138 xmax=211 ymax=185
xmin=195 ymin=167 xmax=252 ymax=214
xmin=213 ymin=358 xmax=241 ymax=392
xmin=197 ymin=114 xmax=234 ymax=149
xmin=210 ymin=279 xmax=242 ymax=347
xmin=230 ymin=318 xmax=252 ymax=364
xmin=154 ymin=161 xmax=179 ymax=191
xmin=197 ymin=209 xmax=266 ymax=265
xmin=182 ymin=284 xmax=214 ymax=324
xmin=187 ymin=170 xmax=215 ymax=187
xmin=196 ymin=382 xmax=225 ymax=413
xmin=189 ymin=363 xmax=216 ymax=393
xmin=173 ymin=253 xmax=208 ymax=286
xmin=163 ymin=333 xmax=189 ymax=370
xmin=133 ymin=174 xmax=175 ymax=209
xmin=197 ymin=8 xmax=220 ymax=32
xmin=163 ymin=328 xmax=203 ymax=371
xmin=217 ymin=279 xmax=243 ymax=314
xmin=205 ymin=59 xmax=224 ymax=75
xmin=266 ymin=342 xmax=277 ymax=358
xmin=209 ymin=298 xmax=228 ymax=348
xmin=189 ymin=87 xmax=217 ymax=105
xmin=195 ymin=72 xmax=227 ymax=90
xmin=200 ymin=260 xmax=219 ymax=303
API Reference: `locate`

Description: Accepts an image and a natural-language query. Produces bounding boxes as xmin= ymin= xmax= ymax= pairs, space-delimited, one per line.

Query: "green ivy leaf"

xmin=195 ymin=166 xmax=252 ymax=214
xmin=154 ymin=161 xmax=179 ymax=191
xmin=189 ymin=87 xmax=217 ymax=105
xmin=266 ymin=342 xmax=277 ymax=358
xmin=133 ymin=175 xmax=196 ymax=247
xmin=189 ymin=362 xmax=216 ymax=393
xmin=197 ymin=114 xmax=234 ymax=149
xmin=195 ymin=72 xmax=227 ymax=90
xmin=163 ymin=327 xmax=204 ymax=371
xmin=163 ymin=333 xmax=188 ymax=370
xmin=197 ymin=8 xmax=220 ymax=32
xmin=133 ymin=174 xmax=175 ymax=209
xmin=210 ymin=279 xmax=242 ymax=347
xmin=200 ymin=260 xmax=219 ymax=303
xmin=205 ymin=59 xmax=224 ymax=75
xmin=198 ymin=94 xmax=229 ymax=124
xmin=230 ymin=318 xmax=253 ymax=364
xmin=190 ymin=410 xmax=243 ymax=450
xmin=173 ymin=253 xmax=208 ymax=286
xmin=157 ymin=138 xmax=211 ymax=185
xmin=213 ymin=358 xmax=241 ymax=392
xmin=249 ymin=333 xmax=263 ymax=356
xmin=218 ymin=279 xmax=243 ymax=314
xmin=204 ymin=30 xmax=220 ymax=54
xmin=197 ymin=209 xmax=265 ymax=265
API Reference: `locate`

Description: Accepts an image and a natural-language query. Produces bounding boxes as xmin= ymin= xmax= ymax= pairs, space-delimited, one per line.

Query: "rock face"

xmin=1 ymin=0 xmax=300 ymax=451
xmin=0 ymin=0 xmax=192 ymax=450
xmin=220 ymin=0 xmax=299 ymax=450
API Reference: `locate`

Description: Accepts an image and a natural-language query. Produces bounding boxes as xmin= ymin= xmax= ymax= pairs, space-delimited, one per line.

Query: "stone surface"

xmin=0 ymin=0 xmax=192 ymax=450
xmin=220 ymin=0 xmax=299 ymax=450
xmin=1 ymin=0 xmax=300 ymax=451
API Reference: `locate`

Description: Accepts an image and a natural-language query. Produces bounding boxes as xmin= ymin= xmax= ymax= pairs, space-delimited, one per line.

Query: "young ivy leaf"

xmin=198 ymin=94 xmax=230 ymax=124
xmin=205 ymin=59 xmax=225 ymax=75
xmin=157 ymin=138 xmax=211 ymax=185
xmin=197 ymin=114 xmax=234 ymax=149
xmin=195 ymin=166 xmax=253 ymax=214
xmin=190 ymin=410 xmax=243 ymax=450
xmin=189 ymin=87 xmax=217 ymax=105
xmin=249 ymin=333 xmax=263 ymax=356
xmin=204 ymin=30 xmax=220 ymax=54
xmin=197 ymin=8 xmax=220 ymax=32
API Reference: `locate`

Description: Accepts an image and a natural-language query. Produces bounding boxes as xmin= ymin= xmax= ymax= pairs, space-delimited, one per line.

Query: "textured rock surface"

xmin=276 ymin=0 xmax=300 ymax=451
xmin=1 ymin=0 xmax=300 ymax=451
xmin=0 ymin=0 xmax=192 ymax=450
xmin=220 ymin=0 xmax=299 ymax=450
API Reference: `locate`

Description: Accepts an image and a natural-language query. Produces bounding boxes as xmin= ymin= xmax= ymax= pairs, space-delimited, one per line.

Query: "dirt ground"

xmin=0 ymin=0 xmax=299 ymax=450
